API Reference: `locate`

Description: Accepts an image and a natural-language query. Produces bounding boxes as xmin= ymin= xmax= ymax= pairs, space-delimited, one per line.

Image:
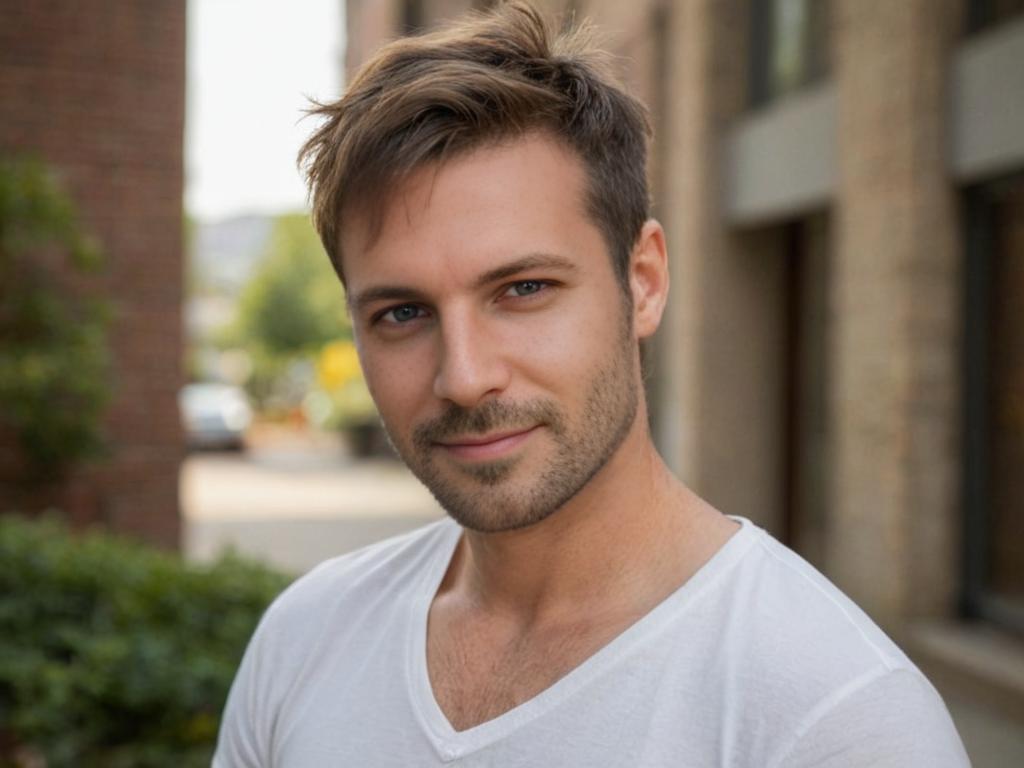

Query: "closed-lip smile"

xmin=436 ymin=426 xmax=539 ymax=460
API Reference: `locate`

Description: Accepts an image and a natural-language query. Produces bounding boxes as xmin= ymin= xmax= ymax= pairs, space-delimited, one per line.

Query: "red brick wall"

xmin=0 ymin=1 xmax=186 ymax=548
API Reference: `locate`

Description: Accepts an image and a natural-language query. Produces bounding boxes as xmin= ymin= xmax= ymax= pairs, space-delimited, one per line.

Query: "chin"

xmin=426 ymin=455 xmax=605 ymax=534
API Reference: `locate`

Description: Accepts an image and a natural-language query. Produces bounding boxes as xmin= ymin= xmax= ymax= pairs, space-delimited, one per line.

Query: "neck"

xmin=441 ymin=413 xmax=735 ymax=627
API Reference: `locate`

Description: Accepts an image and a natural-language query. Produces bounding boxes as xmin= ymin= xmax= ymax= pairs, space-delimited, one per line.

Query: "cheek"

xmin=497 ymin=298 xmax=619 ymax=381
xmin=357 ymin=343 xmax=434 ymax=426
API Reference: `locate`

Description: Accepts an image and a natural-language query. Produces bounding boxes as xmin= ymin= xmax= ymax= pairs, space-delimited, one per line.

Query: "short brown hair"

xmin=298 ymin=1 xmax=651 ymax=289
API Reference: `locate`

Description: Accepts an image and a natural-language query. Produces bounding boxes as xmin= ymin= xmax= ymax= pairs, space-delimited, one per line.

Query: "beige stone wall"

xmin=831 ymin=0 xmax=962 ymax=625
xmin=567 ymin=0 xmax=967 ymax=627
xmin=654 ymin=0 xmax=792 ymax=533
xmin=345 ymin=0 xmax=405 ymax=78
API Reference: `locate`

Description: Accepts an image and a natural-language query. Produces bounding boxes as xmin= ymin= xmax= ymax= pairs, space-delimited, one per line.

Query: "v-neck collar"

xmin=404 ymin=516 xmax=758 ymax=762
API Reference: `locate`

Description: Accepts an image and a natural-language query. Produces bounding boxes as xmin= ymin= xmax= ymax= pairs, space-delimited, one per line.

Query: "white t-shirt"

xmin=214 ymin=516 xmax=970 ymax=767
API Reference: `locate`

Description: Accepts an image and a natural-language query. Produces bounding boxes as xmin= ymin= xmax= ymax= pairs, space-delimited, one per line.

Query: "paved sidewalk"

xmin=181 ymin=425 xmax=443 ymax=574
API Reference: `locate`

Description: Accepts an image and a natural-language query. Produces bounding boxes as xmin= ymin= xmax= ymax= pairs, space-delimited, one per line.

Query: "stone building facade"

xmin=0 ymin=2 xmax=187 ymax=548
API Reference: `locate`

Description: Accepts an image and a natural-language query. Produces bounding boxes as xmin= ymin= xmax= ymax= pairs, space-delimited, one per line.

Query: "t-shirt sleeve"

xmin=212 ymin=610 xmax=277 ymax=768
xmin=776 ymin=667 xmax=971 ymax=767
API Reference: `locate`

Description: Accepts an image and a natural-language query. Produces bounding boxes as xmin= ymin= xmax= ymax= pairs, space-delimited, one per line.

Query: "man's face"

xmin=342 ymin=133 xmax=642 ymax=532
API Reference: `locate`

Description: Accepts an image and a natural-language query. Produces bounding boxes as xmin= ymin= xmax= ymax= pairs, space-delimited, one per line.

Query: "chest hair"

xmin=426 ymin=610 xmax=636 ymax=732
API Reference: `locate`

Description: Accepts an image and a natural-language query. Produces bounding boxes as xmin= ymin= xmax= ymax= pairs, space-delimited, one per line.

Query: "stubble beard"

xmin=382 ymin=333 xmax=640 ymax=533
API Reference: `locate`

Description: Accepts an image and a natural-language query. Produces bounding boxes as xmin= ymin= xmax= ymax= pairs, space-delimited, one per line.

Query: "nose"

xmin=432 ymin=310 xmax=510 ymax=407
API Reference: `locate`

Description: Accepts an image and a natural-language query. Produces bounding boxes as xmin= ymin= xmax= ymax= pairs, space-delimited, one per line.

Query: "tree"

xmin=222 ymin=214 xmax=350 ymax=408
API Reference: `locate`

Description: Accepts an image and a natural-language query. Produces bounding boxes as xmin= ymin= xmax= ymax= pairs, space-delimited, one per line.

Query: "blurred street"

xmin=181 ymin=423 xmax=443 ymax=574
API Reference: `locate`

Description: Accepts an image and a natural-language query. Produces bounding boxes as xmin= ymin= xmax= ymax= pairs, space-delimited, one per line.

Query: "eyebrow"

xmin=348 ymin=285 xmax=430 ymax=314
xmin=471 ymin=253 xmax=578 ymax=289
xmin=348 ymin=253 xmax=577 ymax=314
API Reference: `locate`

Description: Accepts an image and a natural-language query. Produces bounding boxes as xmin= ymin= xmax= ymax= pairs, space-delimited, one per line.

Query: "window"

xmin=749 ymin=0 xmax=831 ymax=108
xmin=401 ymin=0 xmax=424 ymax=35
xmin=781 ymin=213 xmax=831 ymax=569
xmin=966 ymin=0 xmax=1024 ymax=35
xmin=963 ymin=173 xmax=1024 ymax=633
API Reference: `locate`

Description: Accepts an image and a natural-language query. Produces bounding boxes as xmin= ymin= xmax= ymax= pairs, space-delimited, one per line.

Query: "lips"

xmin=436 ymin=426 xmax=539 ymax=461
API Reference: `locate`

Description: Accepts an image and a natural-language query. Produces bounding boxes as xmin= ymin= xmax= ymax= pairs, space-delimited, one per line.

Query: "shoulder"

xmin=724 ymin=521 xmax=911 ymax=675
xmin=260 ymin=517 xmax=457 ymax=635
xmin=213 ymin=518 xmax=459 ymax=765
xmin=708 ymin=520 xmax=967 ymax=764
xmin=774 ymin=665 xmax=971 ymax=766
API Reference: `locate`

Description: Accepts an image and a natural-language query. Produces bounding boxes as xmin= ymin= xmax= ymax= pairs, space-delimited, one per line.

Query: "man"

xmin=215 ymin=3 xmax=969 ymax=765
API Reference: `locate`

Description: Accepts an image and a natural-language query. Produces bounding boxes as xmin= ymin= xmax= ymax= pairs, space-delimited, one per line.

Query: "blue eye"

xmin=507 ymin=280 xmax=544 ymax=297
xmin=382 ymin=304 xmax=423 ymax=323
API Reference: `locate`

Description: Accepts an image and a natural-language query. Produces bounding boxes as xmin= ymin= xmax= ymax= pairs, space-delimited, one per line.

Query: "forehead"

xmin=339 ymin=133 xmax=604 ymax=289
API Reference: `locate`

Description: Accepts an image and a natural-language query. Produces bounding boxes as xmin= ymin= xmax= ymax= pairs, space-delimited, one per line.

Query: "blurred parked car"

xmin=179 ymin=382 xmax=252 ymax=451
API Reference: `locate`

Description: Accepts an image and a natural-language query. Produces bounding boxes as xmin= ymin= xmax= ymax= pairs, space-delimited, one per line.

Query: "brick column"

xmin=830 ymin=0 xmax=961 ymax=625
xmin=0 ymin=2 xmax=186 ymax=548
xmin=660 ymin=0 xmax=790 ymax=529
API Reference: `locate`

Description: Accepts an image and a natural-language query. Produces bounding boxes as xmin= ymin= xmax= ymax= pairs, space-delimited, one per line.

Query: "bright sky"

xmin=185 ymin=0 xmax=344 ymax=221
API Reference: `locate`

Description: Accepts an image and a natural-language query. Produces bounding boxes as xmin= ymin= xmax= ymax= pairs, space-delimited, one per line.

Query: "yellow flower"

xmin=317 ymin=340 xmax=362 ymax=390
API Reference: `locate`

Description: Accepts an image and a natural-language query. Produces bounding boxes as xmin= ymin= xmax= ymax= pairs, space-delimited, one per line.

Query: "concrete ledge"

xmin=951 ymin=17 xmax=1024 ymax=183
xmin=908 ymin=621 xmax=1024 ymax=726
xmin=723 ymin=83 xmax=836 ymax=226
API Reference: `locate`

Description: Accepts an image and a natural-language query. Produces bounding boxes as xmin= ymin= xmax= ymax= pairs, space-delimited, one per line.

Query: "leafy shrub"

xmin=0 ymin=156 xmax=111 ymax=483
xmin=0 ymin=514 xmax=292 ymax=767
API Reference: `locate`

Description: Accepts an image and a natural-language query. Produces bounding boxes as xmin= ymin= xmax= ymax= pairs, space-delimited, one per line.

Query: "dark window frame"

xmin=965 ymin=0 xmax=1024 ymax=35
xmin=748 ymin=0 xmax=831 ymax=109
xmin=748 ymin=0 xmax=774 ymax=107
xmin=962 ymin=173 xmax=1024 ymax=636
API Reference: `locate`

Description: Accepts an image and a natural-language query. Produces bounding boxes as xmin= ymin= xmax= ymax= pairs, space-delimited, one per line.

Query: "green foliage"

xmin=228 ymin=214 xmax=349 ymax=355
xmin=0 ymin=157 xmax=102 ymax=272
xmin=0 ymin=156 xmax=112 ymax=482
xmin=0 ymin=514 xmax=292 ymax=767
xmin=220 ymin=213 xmax=350 ymax=408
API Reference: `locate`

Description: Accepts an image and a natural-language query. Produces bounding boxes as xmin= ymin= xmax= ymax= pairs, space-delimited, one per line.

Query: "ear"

xmin=629 ymin=219 xmax=669 ymax=339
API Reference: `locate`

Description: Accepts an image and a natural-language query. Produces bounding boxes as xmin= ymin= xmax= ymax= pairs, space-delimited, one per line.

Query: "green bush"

xmin=0 ymin=514 xmax=292 ymax=767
